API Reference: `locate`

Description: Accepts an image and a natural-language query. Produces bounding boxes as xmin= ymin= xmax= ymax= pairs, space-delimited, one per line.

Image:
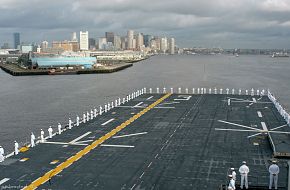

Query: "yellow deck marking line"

xmin=23 ymin=93 xmax=171 ymax=190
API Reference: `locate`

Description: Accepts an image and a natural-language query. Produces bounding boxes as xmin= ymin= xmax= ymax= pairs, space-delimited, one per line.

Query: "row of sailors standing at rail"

xmin=228 ymin=160 xmax=280 ymax=190
xmin=0 ymin=113 xmax=100 ymax=162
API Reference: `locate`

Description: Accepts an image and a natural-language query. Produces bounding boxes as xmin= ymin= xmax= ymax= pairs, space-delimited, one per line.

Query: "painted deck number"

xmin=174 ymin=95 xmax=192 ymax=101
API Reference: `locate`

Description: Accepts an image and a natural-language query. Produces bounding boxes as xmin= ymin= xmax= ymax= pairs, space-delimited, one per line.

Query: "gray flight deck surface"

xmin=0 ymin=93 xmax=289 ymax=190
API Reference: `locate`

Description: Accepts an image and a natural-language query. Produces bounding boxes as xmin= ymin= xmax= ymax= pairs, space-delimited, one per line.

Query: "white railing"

xmin=268 ymin=90 xmax=290 ymax=127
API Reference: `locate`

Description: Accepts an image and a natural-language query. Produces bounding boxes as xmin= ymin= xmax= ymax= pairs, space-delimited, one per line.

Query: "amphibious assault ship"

xmin=0 ymin=87 xmax=290 ymax=190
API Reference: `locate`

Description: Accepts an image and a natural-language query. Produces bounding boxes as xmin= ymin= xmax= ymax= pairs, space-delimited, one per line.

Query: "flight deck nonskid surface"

xmin=0 ymin=93 xmax=289 ymax=190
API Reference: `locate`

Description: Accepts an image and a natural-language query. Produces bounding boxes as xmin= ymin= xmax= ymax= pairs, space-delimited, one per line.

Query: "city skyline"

xmin=0 ymin=0 xmax=290 ymax=48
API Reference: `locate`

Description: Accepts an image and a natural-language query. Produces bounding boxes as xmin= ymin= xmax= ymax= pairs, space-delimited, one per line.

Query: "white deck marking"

xmin=159 ymin=101 xmax=180 ymax=106
xmin=42 ymin=141 xmax=88 ymax=146
xmin=139 ymin=172 xmax=145 ymax=178
xmin=257 ymin=111 xmax=263 ymax=118
xmin=130 ymin=184 xmax=136 ymax=190
xmin=247 ymin=133 xmax=262 ymax=138
xmin=101 ymin=118 xmax=115 ymax=126
xmin=0 ymin=178 xmax=10 ymax=185
xmin=69 ymin=132 xmax=92 ymax=144
xmin=218 ymin=120 xmax=258 ymax=130
xmin=133 ymin=102 xmax=144 ymax=107
xmin=146 ymin=96 xmax=153 ymax=100
xmin=174 ymin=95 xmax=192 ymax=101
xmin=100 ymin=144 xmax=135 ymax=148
xmin=226 ymin=97 xmax=248 ymax=101
xmin=215 ymin=128 xmax=261 ymax=132
xmin=117 ymin=105 xmax=175 ymax=109
xmin=113 ymin=132 xmax=148 ymax=138
xmin=75 ymin=140 xmax=93 ymax=144
xmin=271 ymin=124 xmax=287 ymax=131
xmin=261 ymin=122 xmax=268 ymax=131
xmin=154 ymin=106 xmax=175 ymax=109
xmin=147 ymin=162 xmax=152 ymax=168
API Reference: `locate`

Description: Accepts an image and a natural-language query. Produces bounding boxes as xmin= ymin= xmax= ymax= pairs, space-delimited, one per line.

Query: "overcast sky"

xmin=1 ymin=0 xmax=290 ymax=48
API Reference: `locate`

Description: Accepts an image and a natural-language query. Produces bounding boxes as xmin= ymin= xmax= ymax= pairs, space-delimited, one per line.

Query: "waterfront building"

xmin=132 ymin=39 xmax=136 ymax=50
xmin=13 ymin=33 xmax=20 ymax=49
xmin=143 ymin=35 xmax=153 ymax=47
xmin=79 ymin=31 xmax=89 ymax=51
xmin=71 ymin=32 xmax=78 ymax=42
xmin=121 ymin=37 xmax=126 ymax=50
xmin=89 ymin=38 xmax=96 ymax=50
xmin=160 ymin=37 xmax=168 ymax=53
xmin=105 ymin=32 xmax=114 ymax=45
xmin=1 ymin=43 xmax=10 ymax=49
xmin=52 ymin=41 xmax=73 ymax=52
xmin=98 ymin=38 xmax=107 ymax=50
xmin=113 ymin=35 xmax=122 ymax=50
xmin=21 ymin=44 xmax=33 ymax=53
xmin=169 ymin=38 xmax=175 ymax=55
xmin=136 ymin=33 xmax=144 ymax=51
xmin=127 ymin=30 xmax=134 ymax=50
xmin=31 ymin=55 xmax=96 ymax=69
xmin=41 ymin=41 xmax=49 ymax=51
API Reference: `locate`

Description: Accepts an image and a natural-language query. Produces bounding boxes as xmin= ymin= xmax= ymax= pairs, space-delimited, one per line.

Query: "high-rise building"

xmin=71 ymin=32 xmax=78 ymax=42
xmin=160 ymin=37 xmax=168 ymax=53
xmin=127 ymin=30 xmax=134 ymax=50
xmin=41 ymin=41 xmax=49 ymax=50
xmin=79 ymin=31 xmax=89 ymax=51
xmin=169 ymin=38 xmax=175 ymax=55
xmin=143 ymin=35 xmax=153 ymax=47
xmin=105 ymin=32 xmax=114 ymax=44
xmin=1 ymin=43 xmax=10 ymax=49
xmin=13 ymin=33 xmax=20 ymax=49
xmin=121 ymin=37 xmax=126 ymax=50
xmin=136 ymin=33 xmax=144 ymax=50
xmin=132 ymin=39 xmax=136 ymax=50
xmin=89 ymin=38 xmax=96 ymax=50
xmin=114 ymin=35 xmax=121 ymax=50
xmin=98 ymin=38 xmax=107 ymax=50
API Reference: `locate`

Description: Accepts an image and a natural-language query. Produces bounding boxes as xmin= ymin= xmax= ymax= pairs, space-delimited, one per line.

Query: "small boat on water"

xmin=272 ymin=52 xmax=289 ymax=58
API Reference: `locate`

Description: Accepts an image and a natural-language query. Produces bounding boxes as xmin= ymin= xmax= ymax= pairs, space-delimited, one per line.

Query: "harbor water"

xmin=0 ymin=54 xmax=290 ymax=152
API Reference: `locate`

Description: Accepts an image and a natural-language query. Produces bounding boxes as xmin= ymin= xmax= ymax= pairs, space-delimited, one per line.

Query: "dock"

xmin=0 ymin=88 xmax=290 ymax=189
xmin=0 ymin=63 xmax=133 ymax=76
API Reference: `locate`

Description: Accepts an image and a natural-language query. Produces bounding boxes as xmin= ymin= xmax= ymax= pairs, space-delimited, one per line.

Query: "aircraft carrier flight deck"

xmin=0 ymin=89 xmax=290 ymax=190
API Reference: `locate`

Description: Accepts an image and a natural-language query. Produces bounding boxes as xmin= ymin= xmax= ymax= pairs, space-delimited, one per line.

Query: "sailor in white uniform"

xmin=269 ymin=160 xmax=279 ymax=190
xmin=76 ymin=115 xmax=80 ymax=126
xmin=239 ymin=161 xmax=249 ymax=189
xmin=228 ymin=175 xmax=236 ymax=190
xmin=83 ymin=112 xmax=86 ymax=123
xmin=14 ymin=141 xmax=19 ymax=155
xmin=31 ymin=132 xmax=35 ymax=147
xmin=48 ymin=126 xmax=53 ymax=139
xmin=40 ymin=129 xmax=45 ymax=142
xmin=0 ymin=145 xmax=5 ymax=162
xmin=58 ymin=123 xmax=62 ymax=135
xmin=231 ymin=168 xmax=236 ymax=180
xmin=68 ymin=118 xmax=72 ymax=129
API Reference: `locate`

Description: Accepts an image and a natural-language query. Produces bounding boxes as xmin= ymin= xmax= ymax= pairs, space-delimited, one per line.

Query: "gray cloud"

xmin=1 ymin=0 xmax=290 ymax=48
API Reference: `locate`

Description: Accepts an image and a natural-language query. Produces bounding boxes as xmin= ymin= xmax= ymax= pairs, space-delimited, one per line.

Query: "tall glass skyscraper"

xmin=13 ymin=33 xmax=20 ymax=49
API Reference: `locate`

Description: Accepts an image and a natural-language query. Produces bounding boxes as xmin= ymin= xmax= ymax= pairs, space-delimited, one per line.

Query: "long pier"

xmin=0 ymin=63 xmax=133 ymax=76
xmin=0 ymin=87 xmax=289 ymax=189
